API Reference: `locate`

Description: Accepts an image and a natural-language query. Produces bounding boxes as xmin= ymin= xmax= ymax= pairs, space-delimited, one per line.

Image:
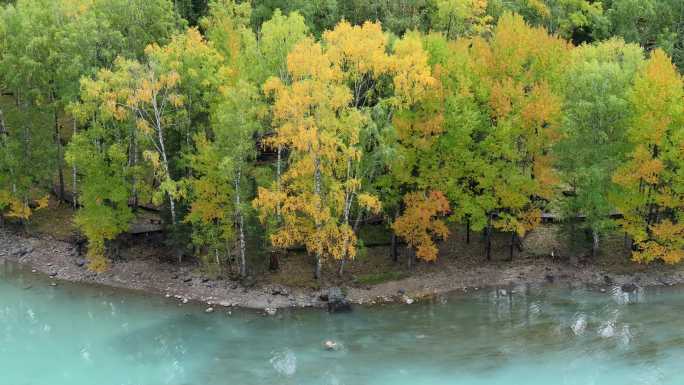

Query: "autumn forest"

xmin=2 ymin=0 xmax=684 ymax=280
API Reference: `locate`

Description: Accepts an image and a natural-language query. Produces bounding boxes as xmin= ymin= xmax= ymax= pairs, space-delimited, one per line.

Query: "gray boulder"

xmin=621 ymin=283 xmax=638 ymax=293
xmin=326 ymin=287 xmax=351 ymax=313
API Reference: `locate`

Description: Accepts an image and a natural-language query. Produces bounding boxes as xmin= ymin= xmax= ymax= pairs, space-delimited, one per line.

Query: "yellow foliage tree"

xmin=613 ymin=49 xmax=684 ymax=264
xmin=0 ymin=191 xmax=49 ymax=223
xmin=432 ymin=0 xmax=493 ymax=39
xmin=254 ymin=22 xmax=392 ymax=279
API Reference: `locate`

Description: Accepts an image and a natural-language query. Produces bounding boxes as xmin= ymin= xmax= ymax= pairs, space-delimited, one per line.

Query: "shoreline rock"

xmin=326 ymin=287 xmax=352 ymax=313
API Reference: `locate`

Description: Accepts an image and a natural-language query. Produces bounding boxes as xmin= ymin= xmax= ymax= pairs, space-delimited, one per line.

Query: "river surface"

xmin=1 ymin=261 xmax=683 ymax=385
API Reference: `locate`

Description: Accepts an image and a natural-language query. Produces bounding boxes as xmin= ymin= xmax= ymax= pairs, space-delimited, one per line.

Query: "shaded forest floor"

xmin=2 ymin=199 xmax=684 ymax=310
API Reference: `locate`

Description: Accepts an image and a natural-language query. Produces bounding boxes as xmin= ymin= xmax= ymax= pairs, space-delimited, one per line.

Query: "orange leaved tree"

xmin=392 ymin=191 xmax=450 ymax=267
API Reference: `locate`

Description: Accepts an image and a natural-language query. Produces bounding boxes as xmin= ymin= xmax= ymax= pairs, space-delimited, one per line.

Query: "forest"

xmin=1 ymin=0 xmax=684 ymax=280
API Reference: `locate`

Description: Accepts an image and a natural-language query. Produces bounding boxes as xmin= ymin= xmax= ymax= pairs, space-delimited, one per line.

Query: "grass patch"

xmin=24 ymin=199 xmax=77 ymax=241
xmin=354 ymin=271 xmax=408 ymax=285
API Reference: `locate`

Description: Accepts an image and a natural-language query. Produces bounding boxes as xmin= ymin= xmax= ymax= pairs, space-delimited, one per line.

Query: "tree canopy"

xmin=2 ymin=0 xmax=684 ymax=280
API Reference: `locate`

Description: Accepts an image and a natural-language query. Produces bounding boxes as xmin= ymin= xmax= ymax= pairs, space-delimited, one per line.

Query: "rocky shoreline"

xmin=2 ymin=229 xmax=684 ymax=314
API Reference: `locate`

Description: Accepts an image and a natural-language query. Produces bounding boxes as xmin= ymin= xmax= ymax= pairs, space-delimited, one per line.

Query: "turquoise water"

xmin=1 ymin=260 xmax=683 ymax=385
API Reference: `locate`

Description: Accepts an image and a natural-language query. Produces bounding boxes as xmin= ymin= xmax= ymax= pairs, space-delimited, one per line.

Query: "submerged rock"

xmin=205 ymin=307 xmax=214 ymax=313
xmin=327 ymin=287 xmax=351 ymax=313
xmin=323 ymin=340 xmax=339 ymax=351
xmin=265 ymin=307 xmax=277 ymax=316
xmin=270 ymin=349 xmax=296 ymax=376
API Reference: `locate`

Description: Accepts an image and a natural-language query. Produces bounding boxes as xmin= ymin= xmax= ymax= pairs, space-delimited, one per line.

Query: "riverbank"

xmin=3 ymin=227 xmax=684 ymax=312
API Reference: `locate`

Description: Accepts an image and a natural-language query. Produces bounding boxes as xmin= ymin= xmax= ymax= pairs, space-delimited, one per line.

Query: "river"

xmin=1 ymin=260 xmax=683 ymax=385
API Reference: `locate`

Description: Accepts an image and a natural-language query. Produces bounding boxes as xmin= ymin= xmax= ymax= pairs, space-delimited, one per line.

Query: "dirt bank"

xmin=2 ymin=228 xmax=684 ymax=312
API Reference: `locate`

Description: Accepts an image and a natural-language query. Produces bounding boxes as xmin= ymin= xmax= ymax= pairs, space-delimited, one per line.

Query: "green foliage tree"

xmin=488 ymin=0 xmax=610 ymax=44
xmin=69 ymin=28 xmax=222 ymax=267
xmin=0 ymin=0 xmax=117 ymax=203
xmin=0 ymin=0 xmax=180 ymax=216
xmin=555 ymin=39 xmax=644 ymax=256
xmin=251 ymin=0 xmax=434 ymax=37
xmin=92 ymin=0 xmax=183 ymax=60
xmin=436 ymin=13 xmax=569 ymax=259
xmin=606 ymin=0 xmax=684 ymax=69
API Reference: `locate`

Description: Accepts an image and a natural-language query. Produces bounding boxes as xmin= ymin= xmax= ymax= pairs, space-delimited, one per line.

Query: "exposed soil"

xmin=3 ymin=220 xmax=684 ymax=313
xmin=0 ymin=229 xmax=323 ymax=310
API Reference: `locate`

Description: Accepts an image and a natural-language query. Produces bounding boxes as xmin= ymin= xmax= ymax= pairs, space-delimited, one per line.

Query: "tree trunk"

xmin=353 ymin=208 xmax=363 ymax=233
xmin=130 ymin=130 xmax=139 ymax=209
xmin=0 ymin=108 xmax=6 ymax=137
xmin=391 ymin=232 xmax=398 ymax=262
xmin=156 ymin=123 xmax=176 ymax=225
xmin=168 ymin=192 xmax=177 ymax=225
xmin=149 ymin=92 xmax=176 ymax=225
xmin=591 ymin=229 xmax=599 ymax=257
xmin=485 ymin=214 xmax=492 ymax=261
xmin=276 ymin=146 xmax=282 ymax=218
xmin=238 ymin=210 xmax=246 ymax=277
xmin=54 ymin=108 xmax=65 ymax=202
xmin=408 ymin=247 xmax=415 ymax=270
xmin=338 ymin=157 xmax=354 ymax=277
xmin=269 ymin=252 xmax=280 ymax=271
xmin=509 ymin=232 xmax=515 ymax=261
xmin=446 ymin=14 xmax=453 ymax=40
xmin=214 ymin=249 xmax=221 ymax=269
xmin=71 ymin=120 xmax=78 ymax=209
xmin=313 ymin=156 xmax=322 ymax=280
xmin=315 ymin=252 xmax=322 ymax=280
xmin=235 ymin=168 xmax=247 ymax=278
xmin=466 ymin=218 xmax=470 ymax=244
xmin=390 ymin=208 xmax=400 ymax=262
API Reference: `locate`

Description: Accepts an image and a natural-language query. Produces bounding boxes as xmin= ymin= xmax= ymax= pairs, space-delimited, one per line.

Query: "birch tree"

xmin=254 ymin=24 xmax=385 ymax=279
